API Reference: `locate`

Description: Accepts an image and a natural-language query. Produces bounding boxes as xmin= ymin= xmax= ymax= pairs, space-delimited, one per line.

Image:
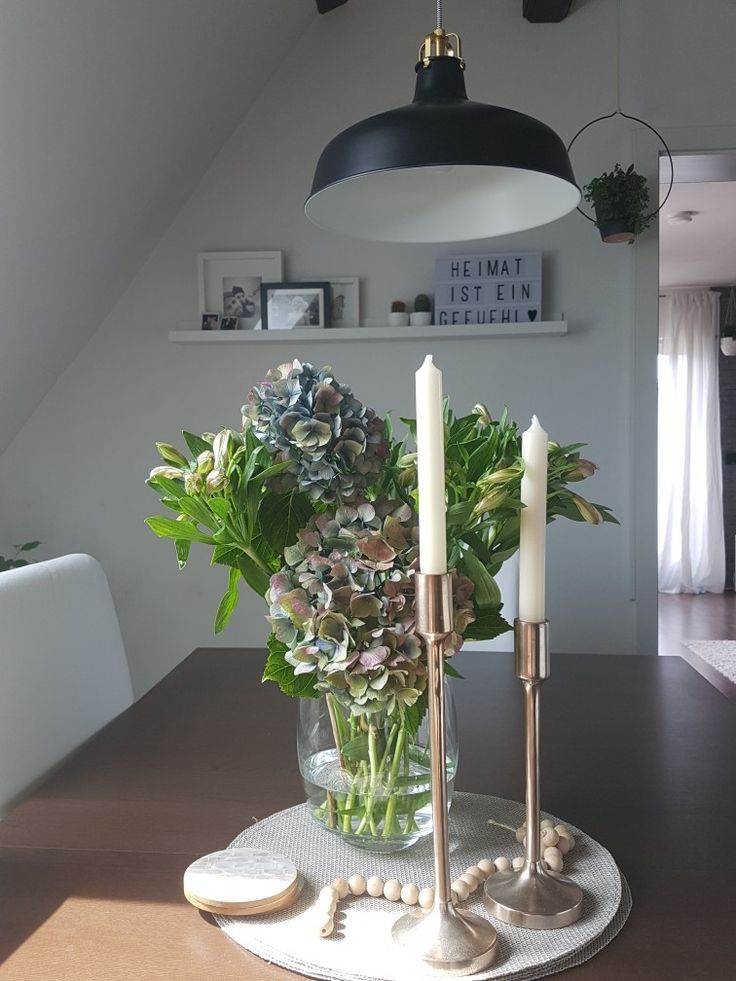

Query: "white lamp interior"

xmin=305 ymin=166 xmax=581 ymax=242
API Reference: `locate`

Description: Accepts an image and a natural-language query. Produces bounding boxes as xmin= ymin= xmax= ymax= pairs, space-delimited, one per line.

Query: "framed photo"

xmin=219 ymin=317 xmax=238 ymax=331
xmin=201 ymin=313 xmax=220 ymax=332
xmin=197 ymin=251 xmax=283 ymax=330
xmin=327 ymin=276 xmax=360 ymax=328
xmin=260 ymin=282 xmax=332 ymax=331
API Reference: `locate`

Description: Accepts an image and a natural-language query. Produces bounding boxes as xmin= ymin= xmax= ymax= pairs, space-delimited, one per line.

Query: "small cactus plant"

xmin=391 ymin=300 xmax=407 ymax=313
xmin=414 ymin=293 xmax=431 ymax=313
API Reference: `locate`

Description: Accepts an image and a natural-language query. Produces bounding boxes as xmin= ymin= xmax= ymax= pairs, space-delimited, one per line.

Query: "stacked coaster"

xmin=184 ymin=847 xmax=300 ymax=916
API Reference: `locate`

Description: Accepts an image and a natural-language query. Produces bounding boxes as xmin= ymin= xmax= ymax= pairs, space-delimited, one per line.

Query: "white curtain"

xmin=658 ymin=290 xmax=725 ymax=593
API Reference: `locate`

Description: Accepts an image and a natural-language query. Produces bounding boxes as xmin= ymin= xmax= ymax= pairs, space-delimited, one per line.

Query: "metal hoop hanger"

xmin=566 ymin=0 xmax=674 ymax=226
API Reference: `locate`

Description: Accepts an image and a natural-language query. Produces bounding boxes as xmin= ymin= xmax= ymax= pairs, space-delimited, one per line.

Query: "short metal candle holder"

xmin=392 ymin=572 xmax=498 ymax=974
xmin=484 ymin=619 xmax=583 ymax=929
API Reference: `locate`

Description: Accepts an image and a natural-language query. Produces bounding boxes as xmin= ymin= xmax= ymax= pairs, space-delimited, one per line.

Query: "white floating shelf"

xmin=169 ymin=321 xmax=567 ymax=344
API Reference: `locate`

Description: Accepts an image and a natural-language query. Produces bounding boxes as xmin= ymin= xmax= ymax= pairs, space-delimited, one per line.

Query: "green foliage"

xmin=385 ymin=402 xmax=617 ymax=642
xmin=258 ymin=491 xmax=313 ymax=555
xmin=262 ymin=633 xmax=318 ymax=698
xmin=215 ymin=567 xmax=240 ymax=634
xmin=583 ymin=163 xmax=652 ymax=235
xmin=145 ymin=362 xmax=617 ymax=709
xmin=145 ymin=428 xmax=318 ymax=634
xmin=0 ymin=540 xmax=42 ymax=573
xmin=413 ymin=293 xmax=432 ymax=313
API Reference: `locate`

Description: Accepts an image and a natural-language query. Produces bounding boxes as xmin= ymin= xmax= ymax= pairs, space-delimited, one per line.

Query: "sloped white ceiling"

xmin=660 ymin=180 xmax=736 ymax=288
xmin=0 ymin=0 xmax=315 ymax=453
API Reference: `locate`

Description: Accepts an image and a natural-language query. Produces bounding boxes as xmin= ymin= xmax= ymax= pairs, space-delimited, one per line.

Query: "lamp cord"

xmin=616 ymin=0 xmax=622 ymax=112
xmin=436 ymin=0 xmax=443 ymax=30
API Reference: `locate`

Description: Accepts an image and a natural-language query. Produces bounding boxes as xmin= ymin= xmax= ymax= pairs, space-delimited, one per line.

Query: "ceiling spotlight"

xmin=667 ymin=211 xmax=697 ymax=225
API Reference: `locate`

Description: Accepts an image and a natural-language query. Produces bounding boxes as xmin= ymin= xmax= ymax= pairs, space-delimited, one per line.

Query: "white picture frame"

xmin=197 ymin=251 xmax=283 ymax=330
xmin=327 ymin=276 xmax=360 ymax=328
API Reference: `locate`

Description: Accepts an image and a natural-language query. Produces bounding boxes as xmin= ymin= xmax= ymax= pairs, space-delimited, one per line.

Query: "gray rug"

xmin=215 ymin=793 xmax=631 ymax=981
xmin=685 ymin=639 xmax=736 ymax=684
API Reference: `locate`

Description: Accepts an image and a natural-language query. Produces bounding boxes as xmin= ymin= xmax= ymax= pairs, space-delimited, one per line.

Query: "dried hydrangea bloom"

xmin=266 ymin=499 xmax=475 ymax=717
xmin=243 ymin=360 xmax=389 ymax=503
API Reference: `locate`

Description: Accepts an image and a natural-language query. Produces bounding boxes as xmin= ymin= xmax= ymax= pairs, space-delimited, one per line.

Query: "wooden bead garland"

xmin=489 ymin=820 xmax=577 ymax=874
xmin=310 ymin=823 xmax=577 ymax=936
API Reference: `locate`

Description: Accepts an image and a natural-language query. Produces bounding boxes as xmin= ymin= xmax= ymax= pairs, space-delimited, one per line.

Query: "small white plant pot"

xmin=387 ymin=312 xmax=410 ymax=326
xmin=409 ymin=312 xmax=433 ymax=326
xmin=721 ymin=336 xmax=736 ymax=356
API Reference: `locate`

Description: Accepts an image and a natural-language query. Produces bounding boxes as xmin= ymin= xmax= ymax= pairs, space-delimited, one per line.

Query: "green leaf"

xmin=176 ymin=496 xmax=219 ymax=531
xmin=237 ymin=555 xmax=271 ymax=597
xmin=340 ymin=734 xmax=370 ymax=761
xmin=460 ymin=531 xmax=493 ymax=566
xmin=401 ymin=690 xmax=428 ymax=738
xmin=446 ymin=501 xmax=475 ymax=528
xmin=175 ymin=539 xmax=191 ymax=569
xmin=459 ymin=550 xmax=501 ymax=609
xmin=214 ymin=567 xmax=240 ymax=634
xmin=208 ymin=498 xmax=230 ymax=521
xmin=258 ymin=491 xmax=313 ymax=555
xmin=249 ymin=533 xmax=280 ymax=571
xmin=444 ymin=661 xmax=464 ymax=680
xmin=464 ymin=609 xmax=511 ymax=641
xmin=146 ymin=475 xmax=186 ymax=500
xmin=182 ymin=431 xmax=210 ymax=457
xmin=212 ymin=526 xmax=236 ymax=544
xmin=248 ymin=459 xmax=293 ymax=486
xmin=262 ymin=634 xmax=318 ymax=698
xmin=211 ymin=544 xmax=241 ymax=569
xmin=145 ymin=516 xmax=214 ymax=544
xmin=19 ymin=541 xmax=42 ymax=552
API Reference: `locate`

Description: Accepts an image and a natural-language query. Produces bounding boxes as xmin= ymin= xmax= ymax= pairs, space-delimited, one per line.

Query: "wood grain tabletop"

xmin=0 ymin=649 xmax=733 ymax=980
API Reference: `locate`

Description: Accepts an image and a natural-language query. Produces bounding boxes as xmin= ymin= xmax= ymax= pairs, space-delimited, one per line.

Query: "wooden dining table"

xmin=0 ymin=648 xmax=733 ymax=980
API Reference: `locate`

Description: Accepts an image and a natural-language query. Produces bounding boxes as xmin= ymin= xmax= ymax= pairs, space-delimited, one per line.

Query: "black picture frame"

xmin=260 ymin=282 xmax=332 ymax=331
xmin=200 ymin=312 xmax=220 ymax=331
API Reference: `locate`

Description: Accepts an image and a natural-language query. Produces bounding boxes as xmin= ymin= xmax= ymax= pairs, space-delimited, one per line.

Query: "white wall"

xmin=3 ymin=0 xmax=736 ymax=695
xmin=0 ymin=0 xmax=315 ymax=455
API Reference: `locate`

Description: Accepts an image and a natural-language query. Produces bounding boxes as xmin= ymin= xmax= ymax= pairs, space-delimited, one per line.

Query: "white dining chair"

xmin=0 ymin=553 xmax=134 ymax=817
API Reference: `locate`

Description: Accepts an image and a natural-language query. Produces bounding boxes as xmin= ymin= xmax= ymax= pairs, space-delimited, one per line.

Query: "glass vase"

xmin=297 ymin=680 xmax=458 ymax=852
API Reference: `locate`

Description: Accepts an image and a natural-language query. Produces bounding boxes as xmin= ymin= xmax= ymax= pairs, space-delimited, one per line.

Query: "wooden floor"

xmin=659 ymin=591 xmax=736 ymax=699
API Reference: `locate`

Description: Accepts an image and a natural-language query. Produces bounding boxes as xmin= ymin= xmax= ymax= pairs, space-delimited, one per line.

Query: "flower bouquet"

xmin=146 ymin=360 xmax=615 ymax=850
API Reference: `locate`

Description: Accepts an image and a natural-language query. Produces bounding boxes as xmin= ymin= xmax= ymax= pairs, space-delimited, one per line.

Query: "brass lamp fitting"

xmin=419 ymin=28 xmax=464 ymax=69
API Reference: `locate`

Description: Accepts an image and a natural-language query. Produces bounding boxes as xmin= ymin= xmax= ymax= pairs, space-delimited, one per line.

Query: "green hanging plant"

xmin=583 ymin=163 xmax=652 ymax=243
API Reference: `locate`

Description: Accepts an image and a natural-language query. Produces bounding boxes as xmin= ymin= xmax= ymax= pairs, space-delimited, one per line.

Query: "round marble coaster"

xmin=184 ymin=848 xmax=299 ymax=915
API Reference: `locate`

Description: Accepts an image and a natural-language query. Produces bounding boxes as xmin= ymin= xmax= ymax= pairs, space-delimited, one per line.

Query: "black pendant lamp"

xmin=305 ymin=3 xmax=580 ymax=243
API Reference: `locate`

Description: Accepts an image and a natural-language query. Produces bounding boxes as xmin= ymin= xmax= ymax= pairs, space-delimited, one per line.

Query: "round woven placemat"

xmin=215 ymin=793 xmax=631 ymax=980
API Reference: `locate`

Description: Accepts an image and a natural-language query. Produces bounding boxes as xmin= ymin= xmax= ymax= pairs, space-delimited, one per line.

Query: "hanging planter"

xmin=567 ymin=111 xmax=673 ymax=245
xmin=721 ymin=288 xmax=736 ymax=355
xmin=566 ymin=3 xmax=673 ymax=245
xmin=582 ymin=164 xmax=653 ymax=244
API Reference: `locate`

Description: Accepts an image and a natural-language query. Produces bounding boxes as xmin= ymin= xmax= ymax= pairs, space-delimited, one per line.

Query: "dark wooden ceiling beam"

xmin=316 ymin=0 xmax=348 ymax=13
xmin=523 ymin=1 xmax=573 ymax=22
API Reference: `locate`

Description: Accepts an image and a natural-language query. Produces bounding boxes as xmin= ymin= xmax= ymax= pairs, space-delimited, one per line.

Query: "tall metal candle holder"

xmin=392 ymin=572 xmax=498 ymax=974
xmin=484 ymin=619 xmax=583 ymax=929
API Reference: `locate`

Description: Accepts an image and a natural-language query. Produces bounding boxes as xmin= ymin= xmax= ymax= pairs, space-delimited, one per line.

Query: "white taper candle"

xmin=518 ymin=415 xmax=549 ymax=622
xmin=415 ymin=354 xmax=447 ymax=574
